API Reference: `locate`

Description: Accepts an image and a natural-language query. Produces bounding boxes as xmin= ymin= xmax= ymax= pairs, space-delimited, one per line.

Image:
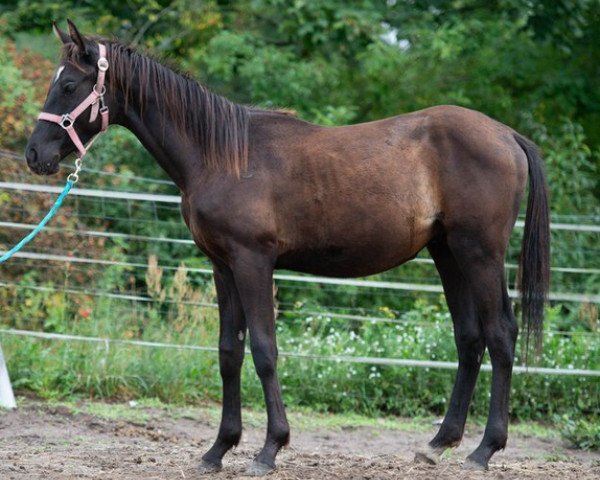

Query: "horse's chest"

xmin=181 ymin=195 xmax=228 ymax=260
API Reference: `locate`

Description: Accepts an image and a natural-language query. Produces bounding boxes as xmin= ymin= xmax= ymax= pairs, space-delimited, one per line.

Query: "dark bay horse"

xmin=25 ymin=21 xmax=550 ymax=475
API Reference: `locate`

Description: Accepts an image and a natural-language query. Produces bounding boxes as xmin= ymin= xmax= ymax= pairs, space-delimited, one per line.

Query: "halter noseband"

xmin=38 ymin=43 xmax=109 ymax=159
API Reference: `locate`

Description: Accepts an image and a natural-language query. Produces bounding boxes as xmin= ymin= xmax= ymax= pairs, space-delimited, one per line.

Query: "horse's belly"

xmin=275 ymin=228 xmax=432 ymax=277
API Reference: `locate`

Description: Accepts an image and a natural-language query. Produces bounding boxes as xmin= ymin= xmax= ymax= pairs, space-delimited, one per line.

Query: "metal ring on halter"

xmin=93 ymin=84 xmax=107 ymax=96
xmin=97 ymin=57 xmax=109 ymax=71
xmin=60 ymin=114 xmax=74 ymax=129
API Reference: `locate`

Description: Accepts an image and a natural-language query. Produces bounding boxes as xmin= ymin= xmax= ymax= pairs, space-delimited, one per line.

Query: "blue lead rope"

xmin=0 ymin=179 xmax=75 ymax=264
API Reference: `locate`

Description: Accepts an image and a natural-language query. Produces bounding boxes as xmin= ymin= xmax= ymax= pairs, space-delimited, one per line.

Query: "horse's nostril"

xmin=26 ymin=146 xmax=38 ymax=164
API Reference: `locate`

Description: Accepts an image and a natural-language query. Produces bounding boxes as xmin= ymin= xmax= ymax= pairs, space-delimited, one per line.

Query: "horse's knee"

xmin=219 ymin=346 xmax=244 ymax=379
xmin=250 ymin=338 xmax=278 ymax=379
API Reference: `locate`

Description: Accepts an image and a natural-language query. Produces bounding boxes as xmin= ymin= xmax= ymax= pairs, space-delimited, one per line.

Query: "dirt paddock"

xmin=1 ymin=401 xmax=598 ymax=480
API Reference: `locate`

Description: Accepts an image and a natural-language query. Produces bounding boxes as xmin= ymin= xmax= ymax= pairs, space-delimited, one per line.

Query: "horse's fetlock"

xmin=485 ymin=423 xmax=508 ymax=450
xmin=431 ymin=424 xmax=463 ymax=449
xmin=269 ymin=424 xmax=290 ymax=447
xmin=218 ymin=427 xmax=242 ymax=448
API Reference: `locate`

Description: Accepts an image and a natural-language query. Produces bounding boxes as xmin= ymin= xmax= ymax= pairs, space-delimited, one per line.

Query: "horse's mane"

xmin=62 ymin=40 xmax=249 ymax=176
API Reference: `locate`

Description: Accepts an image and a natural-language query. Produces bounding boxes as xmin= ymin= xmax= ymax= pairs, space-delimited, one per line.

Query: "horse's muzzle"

xmin=25 ymin=145 xmax=60 ymax=175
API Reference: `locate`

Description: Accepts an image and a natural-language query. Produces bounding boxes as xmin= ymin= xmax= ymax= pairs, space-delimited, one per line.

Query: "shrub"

xmin=561 ymin=416 xmax=600 ymax=451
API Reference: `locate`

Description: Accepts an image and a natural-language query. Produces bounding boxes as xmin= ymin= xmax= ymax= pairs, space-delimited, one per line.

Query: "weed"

xmin=561 ymin=416 xmax=600 ymax=450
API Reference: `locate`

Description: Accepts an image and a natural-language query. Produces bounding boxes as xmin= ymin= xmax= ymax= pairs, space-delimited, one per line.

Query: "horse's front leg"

xmin=232 ymin=250 xmax=290 ymax=476
xmin=198 ymin=262 xmax=247 ymax=473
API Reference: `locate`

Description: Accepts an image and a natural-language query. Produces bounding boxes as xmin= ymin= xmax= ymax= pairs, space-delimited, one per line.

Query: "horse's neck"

xmin=114 ymin=86 xmax=198 ymax=192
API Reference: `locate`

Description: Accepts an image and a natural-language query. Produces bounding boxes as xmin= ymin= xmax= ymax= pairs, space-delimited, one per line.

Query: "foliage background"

xmin=0 ymin=0 xmax=599 ymax=448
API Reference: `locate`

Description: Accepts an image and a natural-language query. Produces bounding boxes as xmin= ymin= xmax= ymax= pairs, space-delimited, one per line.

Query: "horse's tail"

xmin=514 ymin=133 xmax=550 ymax=360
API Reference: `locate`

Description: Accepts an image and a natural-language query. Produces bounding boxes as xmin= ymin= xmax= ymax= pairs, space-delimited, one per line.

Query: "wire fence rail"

xmin=1 ymin=328 xmax=599 ymax=377
xmin=2 ymin=250 xmax=600 ymax=304
xmin=2 ymin=279 xmax=599 ymax=337
xmin=2 ymin=181 xmax=600 ymax=233
xmin=3 ymin=221 xmax=600 ymax=276
xmin=4 ymin=249 xmax=600 ymax=305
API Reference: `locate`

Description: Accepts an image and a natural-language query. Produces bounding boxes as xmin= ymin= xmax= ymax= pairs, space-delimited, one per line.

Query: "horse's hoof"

xmin=462 ymin=457 xmax=488 ymax=471
xmin=244 ymin=460 xmax=275 ymax=477
xmin=197 ymin=459 xmax=222 ymax=474
xmin=414 ymin=446 xmax=442 ymax=465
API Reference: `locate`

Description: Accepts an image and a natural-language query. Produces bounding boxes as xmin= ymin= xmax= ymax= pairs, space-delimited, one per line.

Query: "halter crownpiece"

xmin=38 ymin=43 xmax=109 ymax=160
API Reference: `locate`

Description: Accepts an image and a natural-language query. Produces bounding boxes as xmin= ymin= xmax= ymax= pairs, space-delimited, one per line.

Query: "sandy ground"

xmin=0 ymin=401 xmax=599 ymax=480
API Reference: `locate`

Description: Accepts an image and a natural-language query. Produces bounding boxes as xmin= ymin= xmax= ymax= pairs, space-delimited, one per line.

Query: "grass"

xmin=36 ymin=396 xmax=434 ymax=432
xmin=14 ymin=394 xmax=563 ymax=445
xmin=510 ymin=421 xmax=560 ymax=440
xmin=544 ymin=451 xmax=572 ymax=463
xmin=10 ymin=395 xmax=559 ymax=440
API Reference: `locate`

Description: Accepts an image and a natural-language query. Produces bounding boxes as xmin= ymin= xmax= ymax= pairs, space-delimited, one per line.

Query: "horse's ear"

xmin=52 ymin=21 xmax=71 ymax=45
xmin=66 ymin=19 xmax=88 ymax=55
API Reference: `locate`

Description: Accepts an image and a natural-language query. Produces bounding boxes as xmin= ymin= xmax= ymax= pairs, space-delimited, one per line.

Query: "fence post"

xmin=0 ymin=344 xmax=16 ymax=409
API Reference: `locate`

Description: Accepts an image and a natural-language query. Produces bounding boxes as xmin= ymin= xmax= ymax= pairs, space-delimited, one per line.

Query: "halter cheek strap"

xmin=38 ymin=43 xmax=109 ymax=159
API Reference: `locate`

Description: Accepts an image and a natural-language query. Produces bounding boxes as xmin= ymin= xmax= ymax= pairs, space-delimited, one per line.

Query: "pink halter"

xmin=38 ymin=43 xmax=109 ymax=159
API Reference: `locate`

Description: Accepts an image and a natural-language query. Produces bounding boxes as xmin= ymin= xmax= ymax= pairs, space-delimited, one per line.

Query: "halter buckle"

xmin=60 ymin=114 xmax=74 ymax=129
xmin=97 ymin=57 xmax=109 ymax=71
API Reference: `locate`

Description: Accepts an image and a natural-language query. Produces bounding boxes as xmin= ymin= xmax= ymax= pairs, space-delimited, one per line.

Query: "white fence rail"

xmin=2 ymin=180 xmax=600 ymax=233
xmin=3 ymin=221 xmax=600 ymax=275
xmin=1 ymin=328 xmax=599 ymax=377
xmin=2 ymin=250 xmax=600 ymax=304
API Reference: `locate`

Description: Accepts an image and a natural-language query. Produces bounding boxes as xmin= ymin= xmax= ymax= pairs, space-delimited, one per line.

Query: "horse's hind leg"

xmin=199 ymin=262 xmax=247 ymax=473
xmin=415 ymin=238 xmax=486 ymax=464
xmin=446 ymin=230 xmax=518 ymax=470
xmin=464 ymin=271 xmax=517 ymax=470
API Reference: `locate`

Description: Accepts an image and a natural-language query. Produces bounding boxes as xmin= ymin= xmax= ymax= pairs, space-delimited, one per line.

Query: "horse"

xmin=25 ymin=21 xmax=549 ymax=476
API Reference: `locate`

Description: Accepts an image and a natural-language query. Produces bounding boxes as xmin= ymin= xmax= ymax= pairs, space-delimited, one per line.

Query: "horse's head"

xmin=26 ymin=20 xmax=109 ymax=175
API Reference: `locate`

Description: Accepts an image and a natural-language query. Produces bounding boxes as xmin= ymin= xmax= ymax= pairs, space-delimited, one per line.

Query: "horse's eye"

xmin=62 ymin=82 xmax=77 ymax=94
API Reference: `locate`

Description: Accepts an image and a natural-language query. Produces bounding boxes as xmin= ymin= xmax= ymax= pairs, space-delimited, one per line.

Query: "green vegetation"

xmin=561 ymin=416 xmax=600 ymax=451
xmin=45 ymin=397 xmax=437 ymax=432
xmin=0 ymin=0 xmax=598 ymax=450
